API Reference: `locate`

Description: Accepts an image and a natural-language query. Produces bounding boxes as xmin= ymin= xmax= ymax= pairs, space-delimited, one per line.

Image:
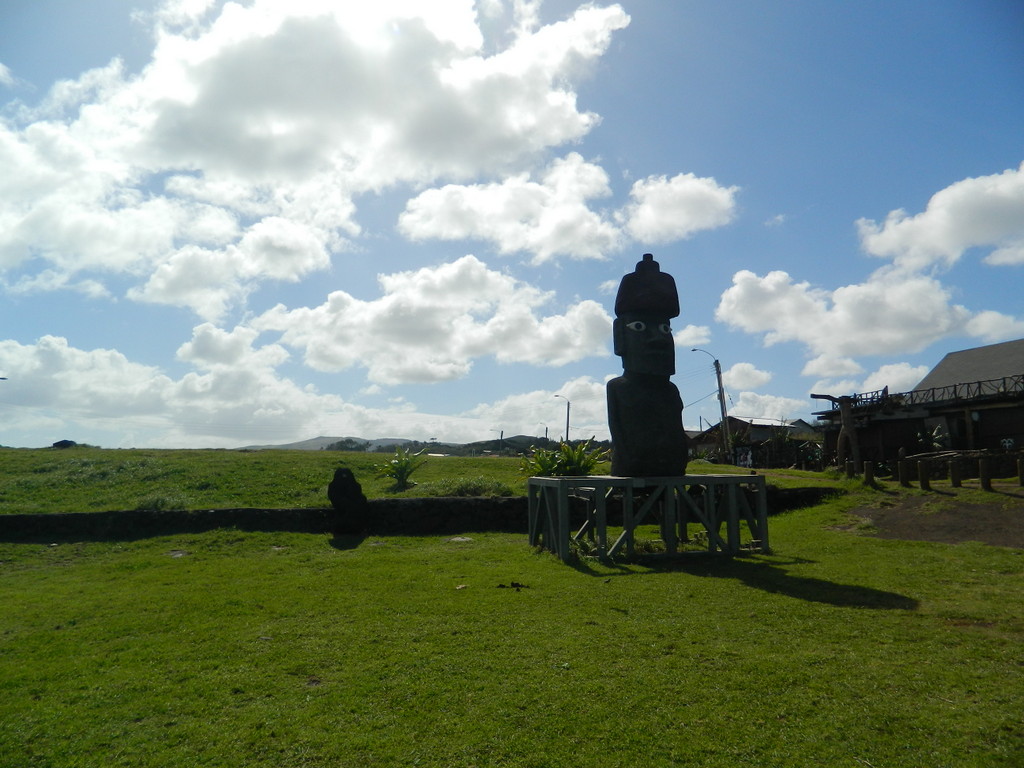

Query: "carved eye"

xmin=626 ymin=321 xmax=646 ymax=332
xmin=659 ymin=323 xmax=672 ymax=334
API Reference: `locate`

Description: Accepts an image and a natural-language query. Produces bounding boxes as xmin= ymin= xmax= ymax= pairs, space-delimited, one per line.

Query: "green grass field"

xmin=0 ymin=448 xmax=1021 ymax=766
xmin=0 ymin=447 xmax=531 ymax=513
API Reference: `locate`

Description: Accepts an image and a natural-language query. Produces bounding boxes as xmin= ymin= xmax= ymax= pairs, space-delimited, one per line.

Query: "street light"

xmin=691 ymin=348 xmax=731 ymax=462
xmin=554 ymin=394 xmax=570 ymax=443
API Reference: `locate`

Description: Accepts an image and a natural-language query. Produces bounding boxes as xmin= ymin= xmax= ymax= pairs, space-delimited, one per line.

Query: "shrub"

xmin=414 ymin=476 xmax=515 ymax=497
xmin=135 ymin=494 xmax=189 ymax=511
xmin=374 ymin=446 xmax=427 ymax=491
xmin=520 ymin=440 xmax=610 ymax=477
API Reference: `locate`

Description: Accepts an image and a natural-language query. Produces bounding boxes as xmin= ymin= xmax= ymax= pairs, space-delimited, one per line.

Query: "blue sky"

xmin=1 ymin=0 xmax=1022 ymax=448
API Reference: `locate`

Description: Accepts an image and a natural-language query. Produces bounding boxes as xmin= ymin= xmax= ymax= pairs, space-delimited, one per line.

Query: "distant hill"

xmin=240 ymin=436 xmax=412 ymax=451
xmin=240 ymin=434 xmax=607 ymax=454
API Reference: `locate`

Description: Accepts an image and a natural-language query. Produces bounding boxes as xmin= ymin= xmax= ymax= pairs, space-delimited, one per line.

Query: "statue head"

xmin=613 ymin=254 xmax=678 ymax=376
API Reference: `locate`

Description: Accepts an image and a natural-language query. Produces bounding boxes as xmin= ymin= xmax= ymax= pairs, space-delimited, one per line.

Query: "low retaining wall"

xmin=0 ymin=497 xmax=529 ymax=542
xmin=0 ymin=486 xmax=832 ymax=542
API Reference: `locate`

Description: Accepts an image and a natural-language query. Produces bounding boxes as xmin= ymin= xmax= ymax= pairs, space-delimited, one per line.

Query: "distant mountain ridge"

xmin=240 ymin=436 xmax=412 ymax=451
xmin=240 ymin=434 xmax=566 ymax=452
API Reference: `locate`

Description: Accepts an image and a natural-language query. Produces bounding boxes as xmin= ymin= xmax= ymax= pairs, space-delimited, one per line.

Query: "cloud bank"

xmin=716 ymin=163 xmax=1024 ymax=388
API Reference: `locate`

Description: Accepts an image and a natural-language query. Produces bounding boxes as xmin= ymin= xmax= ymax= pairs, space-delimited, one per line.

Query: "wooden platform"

xmin=527 ymin=474 xmax=769 ymax=562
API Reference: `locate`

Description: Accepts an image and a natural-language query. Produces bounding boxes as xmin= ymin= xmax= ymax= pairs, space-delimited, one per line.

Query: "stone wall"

xmin=0 ymin=485 xmax=822 ymax=543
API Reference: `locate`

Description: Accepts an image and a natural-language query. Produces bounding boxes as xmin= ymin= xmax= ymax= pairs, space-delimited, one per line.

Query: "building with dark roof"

xmin=813 ymin=338 xmax=1024 ymax=464
xmin=689 ymin=416 xmax=822 ymax=468
xmin=914 ymin=338 xmax=1024 ymax=391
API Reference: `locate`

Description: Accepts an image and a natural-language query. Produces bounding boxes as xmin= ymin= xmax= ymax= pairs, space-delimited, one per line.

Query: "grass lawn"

xmin=0 ymin=447 xmax=530 ymax=513
xmin=0 ymin=449 xmax=1022 ymax=766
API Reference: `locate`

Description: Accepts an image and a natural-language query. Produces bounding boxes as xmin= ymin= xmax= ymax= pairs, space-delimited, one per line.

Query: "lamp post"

xmin=691 ymin=348 xmax=731 ymax=462
xmin=490 ymin=429 xmax=504 ymax=452
xmin=554 ymin=394 xmax=570 ymax=443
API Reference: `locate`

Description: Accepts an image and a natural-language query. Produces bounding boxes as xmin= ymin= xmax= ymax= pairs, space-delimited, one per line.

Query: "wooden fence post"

xmin=979 ymin=457 xmax=992 ymax=492
xmin=898 ymin=459 xmax=911 ymax=487
xmin=918 ymin=460 xmax=930 ymax=491
xmin=863 ymin=461 xmax=874 ymax=485
xmin=949 ymin=459 xmax=961 ymax=488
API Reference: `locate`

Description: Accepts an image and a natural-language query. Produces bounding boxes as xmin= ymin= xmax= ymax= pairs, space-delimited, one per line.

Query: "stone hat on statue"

xmin=614 ymin=253 xmax=679 ymax=319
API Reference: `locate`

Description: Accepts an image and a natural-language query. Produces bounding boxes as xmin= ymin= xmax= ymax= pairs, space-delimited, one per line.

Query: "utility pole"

xmin=554 ymin=394 xmax=570 ymax=443
xmin=692 ymin=348 xmax=731 ymax=463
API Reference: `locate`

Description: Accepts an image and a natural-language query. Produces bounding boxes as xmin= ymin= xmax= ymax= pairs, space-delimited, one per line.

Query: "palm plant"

xmin=374 ymin=446 xmax=427 ymax=491
xmin=520 ymin=440 xmax=610 ymax=476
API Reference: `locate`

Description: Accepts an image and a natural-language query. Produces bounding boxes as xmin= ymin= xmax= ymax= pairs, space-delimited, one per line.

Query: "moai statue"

xmin=607 ymin=253 xmax=689 ymax=477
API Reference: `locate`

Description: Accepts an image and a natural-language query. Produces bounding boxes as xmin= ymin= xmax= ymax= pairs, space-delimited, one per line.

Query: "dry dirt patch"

xmin=852 ymin=492 xmax=1024 ymax=548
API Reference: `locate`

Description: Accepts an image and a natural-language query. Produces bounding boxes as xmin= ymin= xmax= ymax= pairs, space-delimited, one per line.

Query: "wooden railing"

xmin=827 ymin=373 xmax=1024 ymax=413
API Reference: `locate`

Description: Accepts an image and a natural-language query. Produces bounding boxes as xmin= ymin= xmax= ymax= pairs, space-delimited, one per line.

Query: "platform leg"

xmin=726 ymin=483 xmax=740 ymax=553
xmin=527 ymin=483 xmax=540 ymax=545
xmin=663 ymin=487 xmax=678 ymax=554
xmin=556 ymin=486 xmax=570 ymax=562
xmin=595 ymin=488 xmax=609 ymax=558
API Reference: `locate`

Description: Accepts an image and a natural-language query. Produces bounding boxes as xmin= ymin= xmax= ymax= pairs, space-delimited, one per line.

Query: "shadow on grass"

xmin=705 ymin=557 xmax=919 ymax=609
xmin=328 ymin=533 xmax=367 ymax=551
xmin=581 ymin=554 xmax=919 ymax=610
xmin=989 ymin=486 xmax=1024 ymax=499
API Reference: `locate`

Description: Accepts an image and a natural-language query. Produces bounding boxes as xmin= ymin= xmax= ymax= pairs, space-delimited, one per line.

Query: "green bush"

xmin=414 ymin=476 xmax=516 ymax=497
xmin=520 ymin=440 xmax=610 ymax=477
xmin=134 ymin=493 xmax=189 ymax=511
xmin=374 ymin=446 xmax=427 ymax=491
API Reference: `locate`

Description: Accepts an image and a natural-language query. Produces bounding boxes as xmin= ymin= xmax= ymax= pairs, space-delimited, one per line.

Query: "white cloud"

xmin=965 ymin=310 xmax=1024 ymax=342
xmin=800 ymin=355 xmax=863 ymax=378
xmin=6 ymin=269 xmax=111 ymax=299
xmin=621 ymin=172 xmax=738 ymax=244
xmin=0 ymin=1 xmax=632 ymax=312
xmin=149 ymin=0 xmax=218 ymax=30
xmin=0 ymin=332 xmax=346 ymax=447
xmin=176 ymin=323 xmax=289 ymax=369
xmin=857 ymin=162 xmax=1024 ymax=271
xmin=673 ymin=324 xmax=711 ymax=348
xmin=252 ymin=255 xmax=612 ymax=385
xmin=461 ymin=375 xmax=610 ymax=440
xmin=859 ymin=363 xmax=930 ymax=393
xmin=127 ymin=245 xmax=248 ymax=319
xmin=127 ymin=218 xmax=334 ymax=319
xmin=809 ymin=378 xmax=860 ymax=399
xmin=715 ymin=166 xmax=1024 ymax=387
xmin=984 ymin=244 xmax=1024 ymax=266
xmin=398 ymin=153 xmax=621 ymax=262
xmin=400 ymin=156 xmax=740 ymax=262
xmin=0 ymin=335 xmax=173 ymax=415
xmin=0 ymin=330 xmax=618 ymax=447
xmin=731 ymin=392 xmax=807 ymax=423
xmin=723 ymin=362 xmax=772 ymax=390
xmin=716 ymin=268 xmax=972 ymax=360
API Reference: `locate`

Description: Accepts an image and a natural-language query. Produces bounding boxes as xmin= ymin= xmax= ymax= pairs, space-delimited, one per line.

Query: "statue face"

xmin=613 ymin=314 xmax=675 ymax=375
